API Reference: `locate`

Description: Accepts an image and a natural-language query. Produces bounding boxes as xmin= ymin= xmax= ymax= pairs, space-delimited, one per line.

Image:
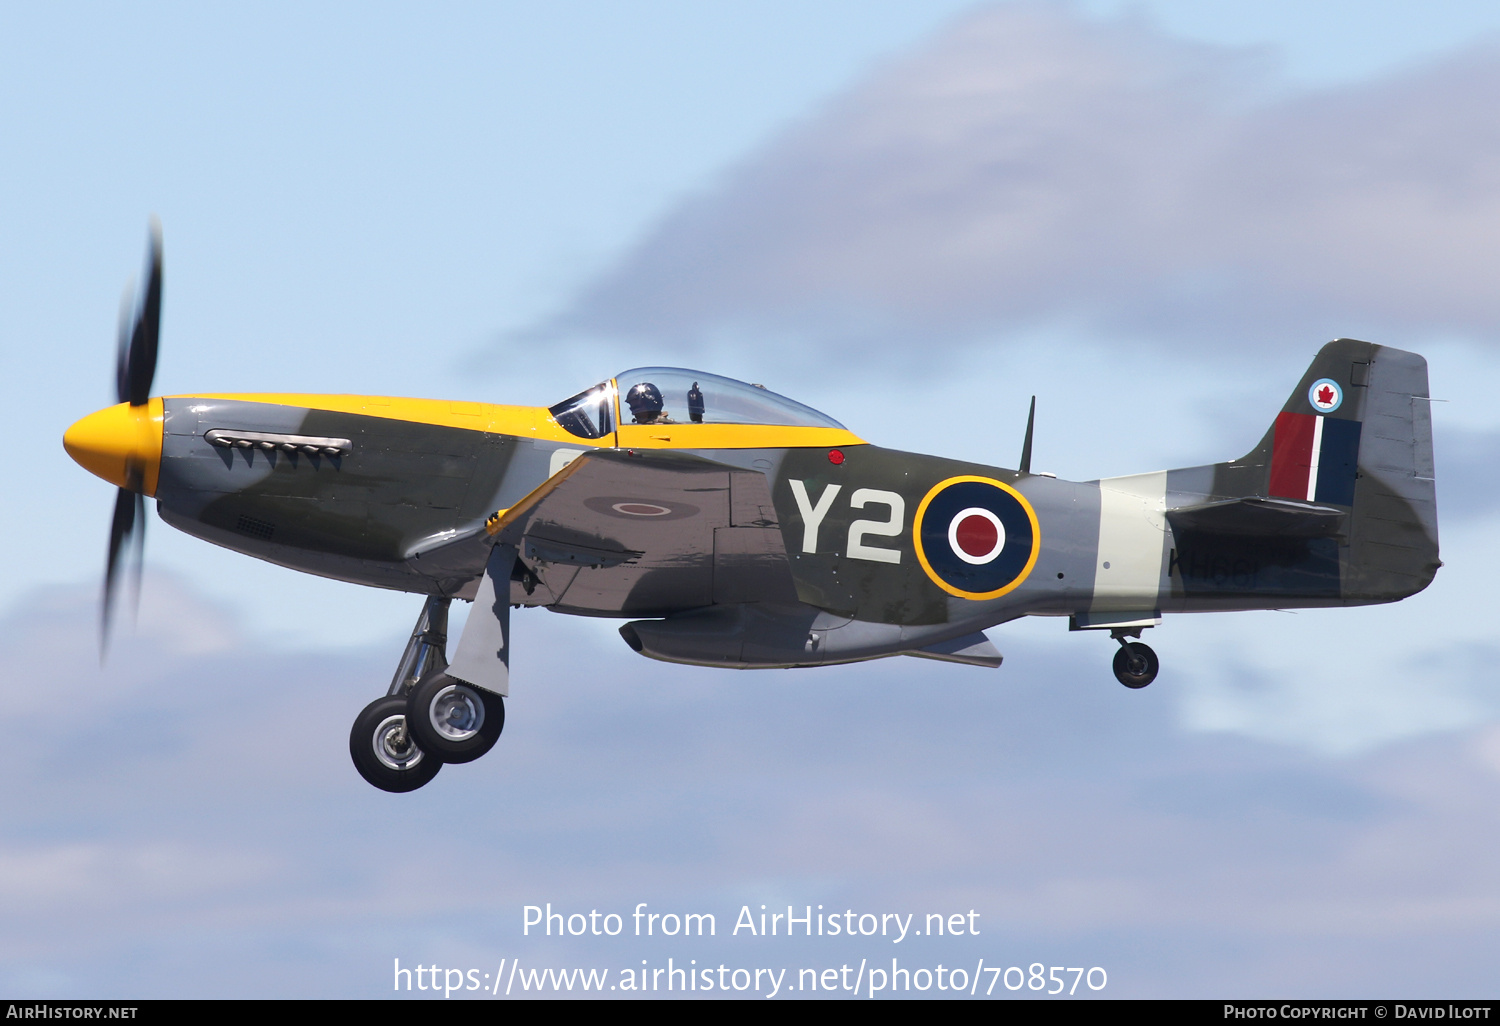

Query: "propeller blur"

xmin=66 ymin=223 xmax=162 ymax=656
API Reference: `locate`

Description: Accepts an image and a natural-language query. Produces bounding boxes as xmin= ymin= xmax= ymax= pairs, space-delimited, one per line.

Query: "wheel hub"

xmin=373 ymin=714 xmax=424 ymax=771
xmin=429 ymin=683 xmax=485 ymax=742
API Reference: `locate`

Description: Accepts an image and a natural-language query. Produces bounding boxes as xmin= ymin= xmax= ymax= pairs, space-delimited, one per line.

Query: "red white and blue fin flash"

xmin=1270 ymin=409 xmax=1361 ymax=505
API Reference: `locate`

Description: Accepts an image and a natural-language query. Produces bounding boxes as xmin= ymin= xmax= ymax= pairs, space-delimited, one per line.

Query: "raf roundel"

xmin=1308 ymin=377 xmax=1343 ymax=413
xmin=914 ymin=476 xmax=1041 ymax=600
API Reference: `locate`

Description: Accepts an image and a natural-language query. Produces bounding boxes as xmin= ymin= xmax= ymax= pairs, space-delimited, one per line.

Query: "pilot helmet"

xmin=625 ymin=382 xmax=664 ymax=419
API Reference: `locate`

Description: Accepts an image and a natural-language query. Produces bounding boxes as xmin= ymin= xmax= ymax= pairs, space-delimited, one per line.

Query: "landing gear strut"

xmin=347 ymin=594 xmax=506 ymax=792
xmin=1110 ymin=627 xmax=1158 ymax=689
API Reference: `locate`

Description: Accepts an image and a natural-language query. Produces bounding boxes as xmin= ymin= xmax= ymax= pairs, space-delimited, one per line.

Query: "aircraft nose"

xmin=63 ymin=399 xmax=164 ymax=495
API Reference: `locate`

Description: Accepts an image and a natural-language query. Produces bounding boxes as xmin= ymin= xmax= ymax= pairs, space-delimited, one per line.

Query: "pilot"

xmin=625 ymin=382 xmax=674 ymax=425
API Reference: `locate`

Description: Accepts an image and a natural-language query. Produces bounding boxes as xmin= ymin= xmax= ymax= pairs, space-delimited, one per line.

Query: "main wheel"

xmin=350 ymin=696 xmax=442 ymax=792
xmin=1112 ymin=642 xmax=1159 ymax=689
xmin=406 ymin=675 xmax=505 ymax=764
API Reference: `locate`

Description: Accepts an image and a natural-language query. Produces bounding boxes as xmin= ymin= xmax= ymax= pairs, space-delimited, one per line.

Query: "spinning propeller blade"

xmin=98 ymin=223 xmax=162 ymax=657
xmin=122 ymin=223 xmax=161 ymax=407
xmin=102 ymin=482 xmax=145 ymax=654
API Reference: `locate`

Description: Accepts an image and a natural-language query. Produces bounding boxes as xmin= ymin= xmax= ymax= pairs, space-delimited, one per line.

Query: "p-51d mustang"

xmin=65 ymin=230 xmax=1440 ymax=791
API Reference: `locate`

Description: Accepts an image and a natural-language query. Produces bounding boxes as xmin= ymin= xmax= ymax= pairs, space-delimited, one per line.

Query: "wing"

xmin=489 ymin=449 xmax=797 ymax=616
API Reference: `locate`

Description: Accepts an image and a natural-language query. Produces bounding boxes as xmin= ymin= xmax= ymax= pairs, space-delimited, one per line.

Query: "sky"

xmin=3 ymin=0 xmax=1500 ymax=999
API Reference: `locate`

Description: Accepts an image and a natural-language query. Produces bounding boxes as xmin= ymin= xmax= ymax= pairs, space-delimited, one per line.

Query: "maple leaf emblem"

xmin=1317 ymin=385 xmax=1335 ymax=406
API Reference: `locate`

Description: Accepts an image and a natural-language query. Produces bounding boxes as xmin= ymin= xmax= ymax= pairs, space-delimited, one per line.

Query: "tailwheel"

xmin=350 ymin=696 xmax=442 ymax=792
xmin=1112 ymin=641 xmax=1159 ymax=689
xmin=406 ymin=675 xmax=505 ymax=764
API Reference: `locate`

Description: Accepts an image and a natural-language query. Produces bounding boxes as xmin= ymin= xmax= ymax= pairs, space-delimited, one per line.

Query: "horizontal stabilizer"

xmin=905 ymin=631 xmax=1003 ymax=669
xmin=1166 ymin=496 xmax=1347 ymax=539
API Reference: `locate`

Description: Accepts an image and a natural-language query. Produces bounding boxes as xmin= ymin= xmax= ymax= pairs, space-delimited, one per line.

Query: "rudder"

xmin=1343 ymin=342 xmax=1439 ymax=601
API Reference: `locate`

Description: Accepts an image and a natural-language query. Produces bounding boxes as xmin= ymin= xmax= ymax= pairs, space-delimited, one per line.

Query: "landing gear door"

xmin=448 ymin=543 xmax=515 ymax=696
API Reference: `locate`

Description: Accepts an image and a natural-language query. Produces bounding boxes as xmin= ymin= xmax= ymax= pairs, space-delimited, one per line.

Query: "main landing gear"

xmin=349 ymin=595 xmax=506 ymax=792
xmin=1110 ymin=627 xmax=1159 ymax=689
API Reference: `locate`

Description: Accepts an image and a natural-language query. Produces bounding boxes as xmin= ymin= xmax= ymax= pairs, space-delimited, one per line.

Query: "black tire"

xmin=406 ymin=675 xmax=505 ymax=764
xmin=350 ymin=696 xmax=442 ymax=792
xmin=1112 ymin=642 xmax=1159 ymax=688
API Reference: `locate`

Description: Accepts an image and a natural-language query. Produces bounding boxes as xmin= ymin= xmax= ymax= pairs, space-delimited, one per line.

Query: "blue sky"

xmin=4 ymin=0 xmax=1500 ymax=998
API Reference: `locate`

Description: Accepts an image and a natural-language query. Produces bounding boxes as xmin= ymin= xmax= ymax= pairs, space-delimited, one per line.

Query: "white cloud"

xmin=3 ymin=579 xmax=1500 ymax=995
xmin=536 ymin=3 xmax=1500 ymax=355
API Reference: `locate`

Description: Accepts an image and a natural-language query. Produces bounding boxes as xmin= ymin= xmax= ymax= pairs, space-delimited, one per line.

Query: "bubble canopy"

xmin=549 ymin=367 xmax=846 ymax=439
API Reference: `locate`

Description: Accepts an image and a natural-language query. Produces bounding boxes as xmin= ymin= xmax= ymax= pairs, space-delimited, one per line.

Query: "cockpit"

xmin=548 ymin=367 xmax=846 ymax=439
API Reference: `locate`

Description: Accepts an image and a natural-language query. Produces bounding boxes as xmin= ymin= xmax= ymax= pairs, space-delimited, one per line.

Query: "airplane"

xmin=64 ymin=228 xmax=1441 ymax=792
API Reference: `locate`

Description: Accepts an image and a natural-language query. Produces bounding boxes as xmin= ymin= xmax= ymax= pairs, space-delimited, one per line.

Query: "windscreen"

xmin=548 ymin=381 xmax=616 ymax=439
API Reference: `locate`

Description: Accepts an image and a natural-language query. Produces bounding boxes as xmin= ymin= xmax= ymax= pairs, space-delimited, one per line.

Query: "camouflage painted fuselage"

xmin=144 ymin=339 xmax=1436 ymax=669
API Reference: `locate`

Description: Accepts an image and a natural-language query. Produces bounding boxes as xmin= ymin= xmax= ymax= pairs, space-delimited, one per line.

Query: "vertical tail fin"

xmin=1171 ymin=339 xmax=1439 ymax=605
